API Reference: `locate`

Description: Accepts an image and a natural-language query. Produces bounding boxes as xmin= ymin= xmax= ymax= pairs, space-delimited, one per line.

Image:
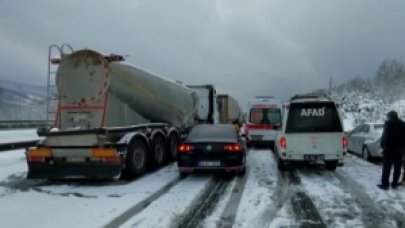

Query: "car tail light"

xmin=224 ymin=143 xmax=242 ymax=152
xmin=27 ymin=148 xmax=52 ymax=163
xmin=279 ymin=137 xmax=287 ymax=149
xmin=91 ymin=148 xmax=121 ymax=163
xmin=342 ymin=136 xmax=348 ymax=149
xmin=178 ymin=144 xmax=195 ymax=153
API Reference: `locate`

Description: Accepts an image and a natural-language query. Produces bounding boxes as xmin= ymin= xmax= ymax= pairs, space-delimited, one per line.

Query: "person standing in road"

xmin=401 ymin=148 xmax=405 ymax=184
xmin=378 ymin=111 xmax=405 ymax=190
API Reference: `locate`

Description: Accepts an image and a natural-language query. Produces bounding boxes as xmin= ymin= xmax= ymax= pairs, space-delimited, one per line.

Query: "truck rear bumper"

xmin=27 ymin=163 xmax=122 ymax=179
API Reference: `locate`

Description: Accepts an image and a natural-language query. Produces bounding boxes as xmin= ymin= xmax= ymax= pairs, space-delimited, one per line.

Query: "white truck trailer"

xmin=26 ymin=47 xmax=214 ymax=180
xmin=217 ymin=94 xmax=242 ymax=124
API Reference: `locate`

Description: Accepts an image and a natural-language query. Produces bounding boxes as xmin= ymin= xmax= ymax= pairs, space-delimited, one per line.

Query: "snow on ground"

xmin=0 ymin=155 xmax=179 ymax=228
xmin=121 ymin=175 xmax=213 ymax=227
xmin=2 ymin=137 xmax=405 ymax=227
xmin=0 ymin=128 xmax=40 ymax=143
xmin=298 ymin=170 xmax=364 ymax=227
xmin=340 ymin=155 xmax=405 ymax=226
xmin=234 ymin=150 xmax=285 ymax=227
xmin=201 ymin=177 xmax=237 ymax=228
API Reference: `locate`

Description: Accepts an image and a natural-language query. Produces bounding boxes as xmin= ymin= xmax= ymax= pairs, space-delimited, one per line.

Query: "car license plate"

xmin=198 ymin=161 xmax=221 ymax=167
xmin=304 ymin=155 xmax=324 ymax=161
xmin=250 ymin=135 xmax=263 ymax=140
xmin=66 ymin=157 xmax=86 ymax=163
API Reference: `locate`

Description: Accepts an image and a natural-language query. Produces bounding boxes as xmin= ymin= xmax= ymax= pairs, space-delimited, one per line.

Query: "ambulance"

xmin=245 ymin=96 xmax=282 ymax=147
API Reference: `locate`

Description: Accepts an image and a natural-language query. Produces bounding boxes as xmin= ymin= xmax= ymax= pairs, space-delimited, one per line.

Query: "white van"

xmin=274 ymin=93 xmax=347 ymax=170
xmin=245 ymin=96 xmax=282 ymax=147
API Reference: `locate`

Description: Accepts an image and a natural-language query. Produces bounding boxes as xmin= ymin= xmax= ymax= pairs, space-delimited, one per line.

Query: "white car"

xmin=274 ymin=93 xmax=347 ymax=170
xmin=347 ymin=123 xmax=384 ymax=161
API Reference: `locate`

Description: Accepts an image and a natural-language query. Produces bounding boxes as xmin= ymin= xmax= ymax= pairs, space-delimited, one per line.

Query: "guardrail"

xmin=0 ymin=140 xmax=40 ymax=152
xmin=0 ymin=120 xmax=53 ymax=129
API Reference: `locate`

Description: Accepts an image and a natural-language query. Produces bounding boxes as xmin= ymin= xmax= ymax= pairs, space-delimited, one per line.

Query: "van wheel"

xmin=168 ymin=134 xmax=179 ymax=160
xmin=362 ymin=147 xmax=371 ymax=162
xmin=278 ymin=158 xmax=286 ymax=171
xmin=325 ymin=161 xmax=337 ymax=170
xmin=179 ymin=171 xmax=188 ymax=179
xmin=151 ymin=136 xmax=166 ymax=168
xmin=124 ymin=139 xmax=148 ymax=179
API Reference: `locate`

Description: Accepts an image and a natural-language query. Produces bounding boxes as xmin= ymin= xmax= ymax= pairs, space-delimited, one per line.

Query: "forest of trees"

xmin=329 ymin=58 xmax=405 ymax=125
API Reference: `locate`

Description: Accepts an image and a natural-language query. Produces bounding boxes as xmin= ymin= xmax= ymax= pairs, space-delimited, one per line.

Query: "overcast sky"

xmin=1 ymin=0 xmax=405 ymax=106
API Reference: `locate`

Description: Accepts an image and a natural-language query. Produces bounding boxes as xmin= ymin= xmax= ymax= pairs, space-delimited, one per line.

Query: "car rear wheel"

xmin=278 ymin=158 xmax=286 ymax=170
xmin=362 ymin=147 xmax=371 ymax=161
xmin=325 ymin=161 xmax=337 ymax=170
xmin=179 ymin=171 xmax=188 ymax=179
xmin=237 ymin=167 xmax=246 ymax=177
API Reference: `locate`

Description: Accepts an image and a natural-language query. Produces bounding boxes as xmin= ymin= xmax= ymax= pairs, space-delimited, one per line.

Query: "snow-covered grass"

xmin=0 ymin=129 xmax=40 ymax=143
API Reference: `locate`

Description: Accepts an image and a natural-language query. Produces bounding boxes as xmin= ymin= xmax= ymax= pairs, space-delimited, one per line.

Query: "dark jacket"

xmin=381 ymin=118 xmax=405 ymax=154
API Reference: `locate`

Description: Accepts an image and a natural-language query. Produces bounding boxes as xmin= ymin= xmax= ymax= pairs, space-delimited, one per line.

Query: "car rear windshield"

xmin=187 ymin=125 xmax=237 ymax=141
xmin=249 ymin=108 xmax=281 ymax=124
xmin=286 ymin=102 xmax=343 ymax=133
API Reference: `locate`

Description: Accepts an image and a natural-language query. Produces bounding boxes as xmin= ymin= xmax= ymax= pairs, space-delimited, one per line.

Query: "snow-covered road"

xmin=1 ymin=130 xmax=405 ymax=227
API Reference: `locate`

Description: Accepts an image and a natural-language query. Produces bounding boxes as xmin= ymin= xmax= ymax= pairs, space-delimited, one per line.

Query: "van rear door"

xmin=284 ymin=102 xmax=344 ymax=157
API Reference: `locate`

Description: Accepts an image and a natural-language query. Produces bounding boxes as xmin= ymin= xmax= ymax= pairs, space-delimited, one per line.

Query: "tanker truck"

xmin=26 ymin=48 xmax=210 ymax=180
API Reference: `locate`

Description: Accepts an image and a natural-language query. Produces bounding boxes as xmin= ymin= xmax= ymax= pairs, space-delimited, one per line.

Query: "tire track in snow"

xmin=288 ymin=170 xmax=326 ymax=228
xmin=252 ymin=170 xmax=292 ymax=227
xmin=216 ymin=173 xmax=249 ymax=228
xmin=104 ymin=176 xmax=182 ymax=228
xmin=298 ymin=169 xmax=365 ymax=227
xmin=334 ymin=171 xmax=405 ymax=228
xmin=171 ymin=176 xmax=230 ymax=228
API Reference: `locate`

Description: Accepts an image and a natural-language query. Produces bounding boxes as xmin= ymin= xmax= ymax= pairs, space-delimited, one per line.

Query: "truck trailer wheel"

xmin=150 ymin=136 xmax=166 ymax=168
xmin=168 ymin=134 xmax=179 ymax=160
xmin=124 ymin=139 xmax=148 ymax=179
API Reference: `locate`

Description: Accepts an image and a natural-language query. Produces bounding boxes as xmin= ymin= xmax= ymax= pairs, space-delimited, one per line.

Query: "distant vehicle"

xmin=177 ymin=124 xmax=246 ymax=177
xmin=217 ymin=94 xmax=243 ymax=124
xmin=347 ymin=123 xmax=384 ymax=161
xmin=274 ymin=93 xmax=347 ymax=170
xmin=245 ymin=96 xmax=282 ymax=147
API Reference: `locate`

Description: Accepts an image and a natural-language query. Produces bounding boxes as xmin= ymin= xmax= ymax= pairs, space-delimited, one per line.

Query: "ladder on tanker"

xmin=46 ymin=44 xmax=73 ymax=125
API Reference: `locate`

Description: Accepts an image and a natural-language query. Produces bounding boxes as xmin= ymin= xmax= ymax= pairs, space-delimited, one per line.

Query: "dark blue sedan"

xmin=177 ymin=124 xmax=246 ymax=177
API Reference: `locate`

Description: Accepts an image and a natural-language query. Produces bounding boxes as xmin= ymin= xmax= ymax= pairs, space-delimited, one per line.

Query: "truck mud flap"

xmin=27 ymin=163 xmax=123 ymax=180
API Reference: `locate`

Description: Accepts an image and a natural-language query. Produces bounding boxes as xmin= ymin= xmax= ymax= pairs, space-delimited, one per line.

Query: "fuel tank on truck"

xmin=56 ymin=49 xmax=197 ymax=130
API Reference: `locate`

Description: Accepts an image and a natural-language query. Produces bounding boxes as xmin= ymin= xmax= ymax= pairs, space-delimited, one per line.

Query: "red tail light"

xmin=279 ymin=137 xmax=287 ymax=149
xmin=178 ymin=144 xmax=195 ymax=153
xmin=342 ymin=136 xmax=348 ymax=149
xmin=224 ymin=143 xmax=242 ymax=152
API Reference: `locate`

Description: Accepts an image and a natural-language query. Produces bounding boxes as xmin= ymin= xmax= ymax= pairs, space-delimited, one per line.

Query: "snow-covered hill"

xmin=328 ymin=89 xmax=405 ymax=132
xmin=0 ymin=80 xmax=46 ymax=120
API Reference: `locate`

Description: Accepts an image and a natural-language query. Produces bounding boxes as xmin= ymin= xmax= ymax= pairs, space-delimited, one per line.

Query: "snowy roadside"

xmin=0 ymin=129 xmax=40 ymax=143
xmin=0 ymin=162 xmax=180 ymax=228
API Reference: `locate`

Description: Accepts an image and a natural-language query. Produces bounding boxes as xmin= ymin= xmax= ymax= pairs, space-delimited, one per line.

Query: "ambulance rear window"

xmin=286 ymin=102 xmax=342 ymax=133
xmin=249 ymin=108 xmax=281 ymax=124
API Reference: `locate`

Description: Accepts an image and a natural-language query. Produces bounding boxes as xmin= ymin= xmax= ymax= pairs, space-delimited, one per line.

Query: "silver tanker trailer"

xmin=26 ymin=48 xmax=213 ymax=180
